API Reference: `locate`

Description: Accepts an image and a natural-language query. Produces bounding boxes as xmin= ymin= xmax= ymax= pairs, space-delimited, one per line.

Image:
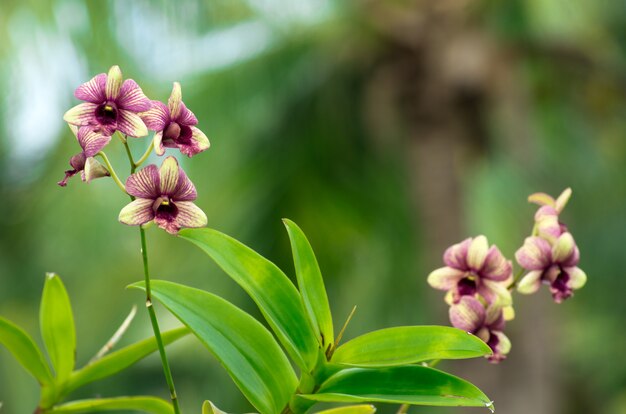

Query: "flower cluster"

xmin=427 ymin=188 xmax=587 ymax=363
xmin=515 ymin=188 xmax=587 ymax=303
xmin=60 ymin=65 xmax=209 ymax=234
xmin=428 ymin=236 xmax=513 ymax=362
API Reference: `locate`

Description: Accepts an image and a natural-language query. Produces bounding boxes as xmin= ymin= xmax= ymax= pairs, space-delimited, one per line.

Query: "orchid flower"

xmin=58 ymin=125 xmax=110 ymax=186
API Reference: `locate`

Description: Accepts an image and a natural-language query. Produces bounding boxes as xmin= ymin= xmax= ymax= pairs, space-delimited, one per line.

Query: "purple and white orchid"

xmin=428 ymin=235 xmax=513 ymax=306
xmin=64 ymin=66 xmax=151 ymax=138
xmin=119 ymin=156 xmax=207 ymax=234
xmin=449 ymin=296 xmax=511 ymax=363
xmin=58 ymin=125 xmax=110 ymax=186
xmin=515 ymin=232 xmax=587 ymax=303
xmin=141 ymin=82 xmax=210 ymax=157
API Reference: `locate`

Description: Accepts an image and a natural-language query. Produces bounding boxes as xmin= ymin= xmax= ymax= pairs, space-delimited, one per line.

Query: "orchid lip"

xmin=96 ymin=102 xmax=118 ymax=125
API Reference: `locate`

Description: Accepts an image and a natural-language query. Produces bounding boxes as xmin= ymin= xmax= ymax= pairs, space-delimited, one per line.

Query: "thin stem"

xmin=123 ymin=138 xmax=182 ymax=414
xmin=140 ymin=227 xmax=181 ymax=414
xmin=507 ymin=267 xmax=526 ymax=290
xmin=95 ymin=152 xmax=127 ymax=194
xmin=134 ymin=140 xmax=154 ymax=169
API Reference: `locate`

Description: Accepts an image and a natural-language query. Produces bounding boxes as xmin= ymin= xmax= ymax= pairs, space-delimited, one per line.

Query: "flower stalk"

xmin=124 ymin=140 xmax=182 ymax=414
xmin=95 ymin=152 xmax=126 ymax=193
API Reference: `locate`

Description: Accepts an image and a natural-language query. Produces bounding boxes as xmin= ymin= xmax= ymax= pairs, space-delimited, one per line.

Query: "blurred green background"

xmin=0 ymin=0 xmax=625 ymax=413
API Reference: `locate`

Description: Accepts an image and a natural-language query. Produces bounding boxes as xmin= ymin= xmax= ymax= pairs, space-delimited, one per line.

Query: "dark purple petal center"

xmin=164 ymin=122 xmax=182 ymax=141
xmin=457 ymin=276 xmax=477 ymax=297
xmin=550 ymin=269 xmax=572 ymax=303
xmin=96 ymin=102 xmax=118 ymax=125
xmin=154 ymin=197 xmax=179 ymax=223
xmin=487 ymin=331 xmax=499 ymax=351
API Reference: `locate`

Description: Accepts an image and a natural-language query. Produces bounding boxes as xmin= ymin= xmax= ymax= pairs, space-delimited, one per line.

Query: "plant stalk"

xmin=123 ymin=138 xmax=182 ymax=414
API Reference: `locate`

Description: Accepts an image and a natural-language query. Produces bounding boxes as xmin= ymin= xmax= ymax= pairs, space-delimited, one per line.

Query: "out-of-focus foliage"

xmin=0 ymin=0 xmax=624 ymax=413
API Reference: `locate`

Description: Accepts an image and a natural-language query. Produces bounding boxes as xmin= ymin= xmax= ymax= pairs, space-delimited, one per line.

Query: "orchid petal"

xmin=516 ymin=237 xmax=552 ymax=270
xmin=142 ymin=101 xmax=170 ymax=131
xmin=427 ymin=267 xmax=465 ymax=290
xmin=480 ymin=279 xmax=512 ymax=306
xmin=63 ymin=103 xmax=98 ymax=126
xmin=566 ymin=267 xmax=587 ymax=290
xmin=517 ymin=270 xmax=542 ymax=294
xmin=481 ymin=246 xmax=512 ymax=281
xmin=119 ymin=198 xmax=155 ymax=226
xmin=554 ymin=188 xmax=572 ymax=213
xmin=153 ymin=131 xmax=165 ymax=156
xmin=117 ymin=109 xmax=148 ymax=137
xmin=443 ymin=238 xmax=471 ymax=269
xmin=126 ymin=165 xmax=160 ymax=199
xmin=77 ymin=128 xmax=111 ymax=157
xmin=105 ymin=65 xmax=123 ymax=100
xmin=176 ymin=102 xmax=198 ymax=126
xmin=489 ymin=331 xmax=511 ymax=359
xmin=168 ymin=82 xmax=183 ymax=119
xmin=83 ymin=157 xmax=109 ymax=182
xmin=178 ymin=126 xmax=210 ymax=157
xmin=75 ymin=73 xmax=106 ymax=103
xmin=117 ymin=79 xmax=151 ymax=112
xmin=467 ymin=235 xmax=489 ymax=271
xmin=172 ymin=168 xmax=197 ymax=201
xmin=173 ymin=201 xmax=207 ymax=229
xmin=552 ymin=232 xmax=577 ymax=264
xmin=528 ymin=192 xmax=555 ymax=207
xmin=449 ymin=296 xmax=485 ymax=332
xmin=159 ymin=156 xmax=180 ymax=195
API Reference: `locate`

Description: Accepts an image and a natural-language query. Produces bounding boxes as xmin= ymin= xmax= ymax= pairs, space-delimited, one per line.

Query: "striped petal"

xmin=168 ymin=82 xmax=183 ymax=119
xmin=178 ymin=126 xmax=210 ymax=157
xmin=566 ymin=266 xmax=587 ymax=290
xmin=467 ymin=235 xmax=489 ymax=271
xmin=153 ymin=131 xmax=165 ymax=156
xmin=175 ymin=102 xmax=198 ymax=126
xmin=481 ymin=246 xmax=512 ymax=281
xmin=159 ymin=156 xmax=180 ymax=195
xmin=75 ymin=73 xmax=106 ymax=103
xmin=105 ymin=65 xmax=123 ymax=100
xmin=517 ymin=270 xmax=543 ymax=294
xmin=142 ymin=101 xmax=170 ymax=131
xmin=173 ymin=201 xmax=207 ymax=229
xmin=117 ymin=79 xmax=151 ymax=112
xmin=427 ymin=267 xmax=465 ymax=290
xmin=119 ymin=198 xmax=155 ymax=226
xmin=515 ymin=237 xmax=552 ymax=270
xmin=449 ymin=296 xmax=485 ymax=332
xmin=117 ymin=109 xmax=148 ymax=137
xmin=552 ymin=232 xmax=577 ymax=265
xmin=480 ymin=279 xmax=512 ymax=306
xmin=77 ymin=127 xmax=111 ymax=157
xmin=443 ymin=238 xmax=471 ymax=269
xmin=64 ymin=103 xmax=98 ymax=126
xmin=126 ymin=165 xmax=159 ymax=199
xmin=172 ymin=167 xmax=197 ymax=201
xmin=83 ymin=157 xmax=110 ymax=182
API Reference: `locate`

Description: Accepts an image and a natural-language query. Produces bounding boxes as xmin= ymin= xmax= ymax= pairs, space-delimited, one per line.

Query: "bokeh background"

xmin=1 ymin=0 xmax=625 ymax=413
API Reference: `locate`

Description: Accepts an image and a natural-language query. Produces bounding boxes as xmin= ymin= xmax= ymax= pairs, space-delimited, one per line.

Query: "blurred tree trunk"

xmin=361 ymin=1 xmax=558 ymax=413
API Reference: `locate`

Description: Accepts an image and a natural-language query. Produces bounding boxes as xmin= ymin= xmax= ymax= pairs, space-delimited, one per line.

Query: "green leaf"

xmin=131 ymin=280 xmax=297 ymax=414
xmin=0 ymin=316 xmax=53 ymax=385
xmin=66 ymin=327 xmax=189 ymax=393
xmin=179 ymin=228 xmax=319 ymax=371
xmin=314 ymin=405 xmax=376 ymax=414
xmin=299 ymin=366 xmax=491 ymax=408
xmin=202 ymin=400 xmax=239 ymax=414
xmin=332 ymin=326 xmax=492 ymax=367
xmin=40 ymin=273 xmax=76 ymax=384
xmin=283 ymin=219 xmax=334 ymax=350
xmin=47 ymin=397 xmax=173 ymax=413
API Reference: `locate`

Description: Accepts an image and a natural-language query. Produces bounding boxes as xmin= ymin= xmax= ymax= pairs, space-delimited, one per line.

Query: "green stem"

xmin=95 ymin=152 xmax=127 ymax=194
xmin=508 ymin=267 xmax=526 ymax=290
xmin=123 ymin=139 xmax=182 ymax=414
xmin=134 ymin=140 xmax=154 ymax=169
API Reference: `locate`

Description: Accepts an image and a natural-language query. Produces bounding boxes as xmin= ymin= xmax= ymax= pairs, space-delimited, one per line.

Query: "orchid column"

xmin=62 ymin=66 xmax=210 ymax=413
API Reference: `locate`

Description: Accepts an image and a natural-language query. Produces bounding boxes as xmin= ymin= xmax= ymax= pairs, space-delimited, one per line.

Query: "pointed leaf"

xmin=179 ymin=228 xmax=319 ymax=371
xmin=47 ymin=397 xmax=173 ymax=413
xmin=332 ymin=326 xmax=492 ymax=367
xmin=131 ymin=280 xmax=297 ymax=414
xmin=66 ymin=327 xmax=189 ymax=393
xmin=283 ymin=219 xmax=334 ymax=350
xmin=300 ymin=366 xmax=491 ymax=408
xmin=315 ymin=405 xmax=376 ymax=414
xmin=202 ymin=401 xmax=229 ymax=414
xmin=40 ymin=273 xmax=76 ymax=384
xmin=0 ymin=316 xmax=53 ymax=385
